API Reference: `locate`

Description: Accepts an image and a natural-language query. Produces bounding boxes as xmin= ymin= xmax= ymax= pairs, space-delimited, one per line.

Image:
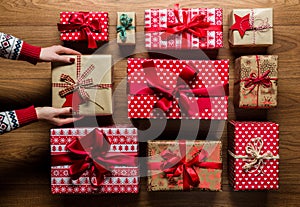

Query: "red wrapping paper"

xmin=50 ymin=127 xmax=139 ymax=194
xmin=127 ymin=58 xmax=229 ymax=119
xmin=228 ymin=121 xmax=279 ymax=191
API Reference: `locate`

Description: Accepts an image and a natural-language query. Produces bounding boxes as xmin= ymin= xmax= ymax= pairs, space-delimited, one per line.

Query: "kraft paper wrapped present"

xmin=145 ymin=4 xmax=223 ymax=49
xmin=127 ymin=58 xmax=229 ymax=119
xmin=57 ymin=11 xmax=109 ymax=48
xmin=52 ymin=55 xmax=113 ymax=116
xmin=228 ymin=121 xmax=279 ymax=191
xmin=229 ymin=8 xmax=273 ymax=47
xmin=234 ymin=55 xmax=278 ymax=108
xmin=148 ymin=140 xmax=222 ymax=191
xmin=117 ymin=12 xmax=136 ymax=45
xmin=51 ymin=127 xmax=139 ymax=194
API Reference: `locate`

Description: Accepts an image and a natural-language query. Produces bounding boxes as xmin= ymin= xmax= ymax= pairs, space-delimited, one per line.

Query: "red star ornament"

xmin=230 ymin=13 xmax=251 ymax=38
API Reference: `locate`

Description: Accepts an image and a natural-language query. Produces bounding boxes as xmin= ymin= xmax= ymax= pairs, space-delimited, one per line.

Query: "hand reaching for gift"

xmin=35 ymin=107 xmax=83 ymax=126
xmin=39 ymin=45 xmax=81 ymax=63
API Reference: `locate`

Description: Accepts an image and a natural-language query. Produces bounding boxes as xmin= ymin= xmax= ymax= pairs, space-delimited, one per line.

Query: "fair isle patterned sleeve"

xmin=0 ymin=105 xmax=37 ymax=134
xmin=0 ymin=32 xmax=41 ymax=64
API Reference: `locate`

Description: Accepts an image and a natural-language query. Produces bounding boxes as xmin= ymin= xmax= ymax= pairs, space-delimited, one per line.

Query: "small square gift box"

xmin=147 ymin=140 xmax=222 ymax=191
xmin=228 ymin=121 xmax=279 ymax=191
xmin=117 ymin=12 xmax=136 ymax=45
xmin=144 ymin=4 xmax=223 ymax=49
xmin=52 ymin=55 xmax=113 ymax=116
xmin=229 ymin=8 xmax=273 ymax=47
xmin=57 ymin=11 xmax=109 ymax=48
xmin=234 ymin=55 xmax=278 ymax=108
xmin=50 ymin=127 xmax=139 ymax=194
xmin=127 ymin=58 xmax=229 ymax=119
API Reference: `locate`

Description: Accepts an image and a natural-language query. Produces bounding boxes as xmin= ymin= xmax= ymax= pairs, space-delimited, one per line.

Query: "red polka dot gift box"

xmin=144 ymin=4 xmax=223 ymax=50
xmin=57 ymin=11 xmax=109 ymax=49
xmin=127 ymin=58 xmax=229 ymax=119
xmin=147 ymin=140 xmax=222 ymax=191
xmin=50 ymin=127 xmax=139 ymax=194
xmin=228 ymin=121 xmax=279 ymax=191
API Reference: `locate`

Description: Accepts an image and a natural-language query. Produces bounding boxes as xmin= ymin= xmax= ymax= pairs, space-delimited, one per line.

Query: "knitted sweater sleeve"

xmin=0 ymin=32 xmax=41 ymax=64
xmin=0 ymin=105 xmax=38 ymax=134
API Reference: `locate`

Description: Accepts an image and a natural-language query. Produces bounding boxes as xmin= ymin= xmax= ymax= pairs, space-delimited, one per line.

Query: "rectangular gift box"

xmin=127 ymin=58 xmax=229 ymax=119
xmin=52 ymin=55 xmax=113 ymax=116
xmin=117 ymin=12 xmax=136 ymax=45
xmin=234 ymin=55 xmax=278 ymax=108
xmin=229 ymin=8 xmax=273 ymax=47
xmin=51 ymin=126 xmax=139 ymax=194
xmin=58 ymin=11 xmax=109 ymax=48
xmin=144 ymin=4 xmax=223 ymax=49
xmin=148 ymin=140 xmax=222 ymax=191
xmin=228 ymin=121 xmax=279 ymax=191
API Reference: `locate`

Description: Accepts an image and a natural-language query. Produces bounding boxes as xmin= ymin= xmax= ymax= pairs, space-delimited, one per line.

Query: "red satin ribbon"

xmin=51 ymin=129 xmax=137 ymax=187
xmin=149 ymin=140 xmax=222 ymax=190
xmin=136 ymin=60 xmax=228 ymax=117
xmin=145 ymin=4 xmax=222 ymax=47
xmin=58 ymin=12 xmax=102 ymax=48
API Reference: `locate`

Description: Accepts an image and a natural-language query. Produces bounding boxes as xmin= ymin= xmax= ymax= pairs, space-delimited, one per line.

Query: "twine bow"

xmin=117 ymin=13 xmax=135 ymax=42
xmin=228 ymin=137 xmax=279 ymax=176
xmin=51 ymin=129 xmax=137 ymax=187
xmin=58 ymin=12 xmax=102 ymax=48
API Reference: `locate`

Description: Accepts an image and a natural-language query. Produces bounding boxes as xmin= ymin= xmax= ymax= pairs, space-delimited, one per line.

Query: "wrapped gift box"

xmin=117 ymin=12 xmax=136 ymax=44
xmin=127 ymin=58 xmax=229 ymax=119
xmin=58 ymin=11 xmax=109 ymax=48
xmin=145 ymin=4 xmax=223 ymax=49
xmin=148 ymin=140 xmax=222 ymax=191
xmin=51 ymin=126 xmax=139 ymax=194
xmin=52 ymin=55 xmax=113 ymax=116
xmin=234 ymin=55 xmax=278 ymax=108
xmin=229 ymin=8 xmax=273 ymax=47
xmin=228 ymin=121 xmax=279 ymax=191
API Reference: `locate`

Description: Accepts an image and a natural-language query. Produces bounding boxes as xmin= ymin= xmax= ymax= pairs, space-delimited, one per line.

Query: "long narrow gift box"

xmin=58 ymin=11 xmax=109 ymax=48
xmin=117 ymin=12 xmax=136 ymax=45
xmin=148 ymin=140 xmax=222 ymax=191
xmin=127 ymin=58 xmax=229 ymax=119
xmin=229 ymin=8 xmax=273 ymax=47
xmin=50 ymin=127 xmax=139 ymax=194
xmin=145 ymin=4 xmax=223 ymax=49
xmin=234 ymin=55 xmax=278 ymax=108
xmin=228 ymin=121 xmax=279 ymax=191
xmin=52 ymin=55 xmax=113 ymax=116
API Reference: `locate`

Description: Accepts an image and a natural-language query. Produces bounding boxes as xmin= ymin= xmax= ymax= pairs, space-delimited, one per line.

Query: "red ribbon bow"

xmin=136 ymin=60 xmax=228 ymax=117
xmin=51 ymin=129 xmax=137 ymax=187
xmin=154 ymin=140 xmax=222 ymax=190
xmin=58 ymin=12 xmax=102 ymax=48
xmin=243 ymin=70 xmax=272 ymax=93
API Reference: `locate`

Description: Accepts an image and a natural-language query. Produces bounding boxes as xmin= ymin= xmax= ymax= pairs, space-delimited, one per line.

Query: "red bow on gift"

xmin=51 ymin=128 xmax=137 ymax=187
xmin=58 ymin=12 xmax=102 ymax=48
xmin=243 ymin=70 xmax=273 ymax=93
xmin=136 ymin=60 xmax=228 ymax=117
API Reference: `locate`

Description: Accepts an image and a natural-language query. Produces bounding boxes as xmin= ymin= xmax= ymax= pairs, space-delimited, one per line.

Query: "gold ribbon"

xmin=228 ymin=137 xmax=279 ymax=176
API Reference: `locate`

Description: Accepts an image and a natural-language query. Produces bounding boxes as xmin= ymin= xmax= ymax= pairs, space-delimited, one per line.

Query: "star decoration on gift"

xmin=230 ymin=13 xmax=252 ymax=38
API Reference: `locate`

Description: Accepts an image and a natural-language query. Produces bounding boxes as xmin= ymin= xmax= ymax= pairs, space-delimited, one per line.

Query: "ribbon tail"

xmin=83 ymin=27 xmax=98 ymax=48
xmin=155 ymin=97 xmax=173 ymax=113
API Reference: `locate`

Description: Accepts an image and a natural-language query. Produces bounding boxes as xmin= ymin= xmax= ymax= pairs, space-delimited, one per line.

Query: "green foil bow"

xmin=117 ymin=13 xmax=135 ymax=42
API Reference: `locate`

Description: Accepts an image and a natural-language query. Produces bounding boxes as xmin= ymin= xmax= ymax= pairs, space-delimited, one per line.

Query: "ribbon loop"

xmin=117 ymin=13 xmax=135 ymax=42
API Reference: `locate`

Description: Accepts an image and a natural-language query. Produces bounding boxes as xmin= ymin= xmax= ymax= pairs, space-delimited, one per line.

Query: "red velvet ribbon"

xmin=51 ymin=128 xmax=137 ymax=187
xmin=145 ymin=4 xmax=222 ymax=46
xmin=136 ymin=60 xmax=228 ymax=117
xmin=58 ymin=12 xmax=102 ymax=48
xmin=149 ymin=140 xmax=222 ymax=190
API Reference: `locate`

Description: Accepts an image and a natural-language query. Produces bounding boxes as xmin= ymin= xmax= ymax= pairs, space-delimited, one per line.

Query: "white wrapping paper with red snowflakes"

xmin=228 ymin=121 xmax=279 ymax=191
xmin=144 ymin=4 xmax=223 ymax=49
xmin=58 ymin=12 xmax=109 ymax=48
xmin=127 ymin=58 xmax=229 ymax=119
xmin=50 ymin=127 xmax=139 ymax=194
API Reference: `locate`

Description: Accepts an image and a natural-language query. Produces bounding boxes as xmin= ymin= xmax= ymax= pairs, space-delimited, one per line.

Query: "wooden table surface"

xmin=0 ymin=0 xmax=299 ymax=206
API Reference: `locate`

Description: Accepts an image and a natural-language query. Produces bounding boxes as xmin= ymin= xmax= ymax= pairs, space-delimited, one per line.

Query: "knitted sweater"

xmin=0 ymin=32 xmax=41 ymax=134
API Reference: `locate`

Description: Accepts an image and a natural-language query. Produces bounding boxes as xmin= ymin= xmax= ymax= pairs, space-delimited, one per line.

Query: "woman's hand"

xmin=35 ymin=107 xmax=83 ymax=126
xmin=39 ymin=45 xmax=81 ymax=63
